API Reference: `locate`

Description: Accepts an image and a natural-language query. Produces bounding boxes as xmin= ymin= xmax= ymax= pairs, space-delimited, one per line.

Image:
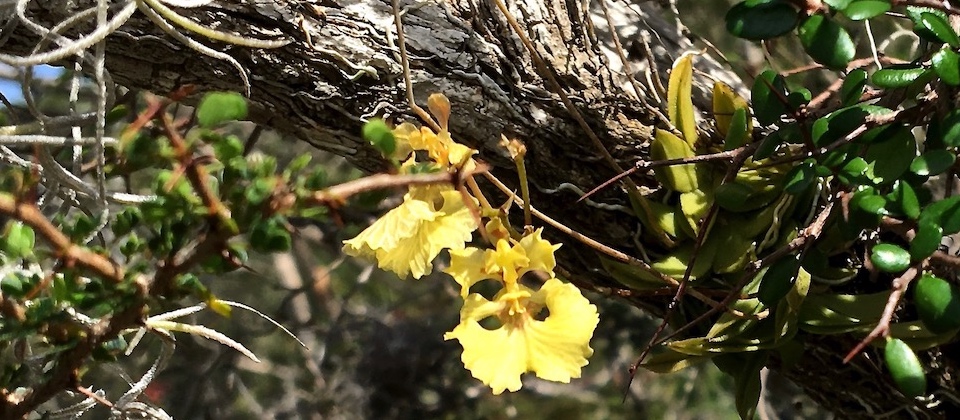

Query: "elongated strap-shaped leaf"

xmin=651 ymin=129 xmax=698 ymax=192
xmin=713 ymin=81 xmax=752 ymax=138
xmin=668 ymin=53 xmax=699 ymax=147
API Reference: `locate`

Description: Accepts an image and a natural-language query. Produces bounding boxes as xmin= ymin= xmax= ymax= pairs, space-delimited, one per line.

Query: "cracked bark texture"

xmin=5 ymin=0 xmax=958 ymax=417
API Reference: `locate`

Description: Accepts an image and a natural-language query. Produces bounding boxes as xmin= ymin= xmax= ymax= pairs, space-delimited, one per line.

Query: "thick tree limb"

xmin=4 ymin=0 xmax=955 ymax=417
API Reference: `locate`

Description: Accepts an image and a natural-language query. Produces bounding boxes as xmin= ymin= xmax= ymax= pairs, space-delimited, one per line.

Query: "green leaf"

xmin=907 ymin=7 xmax=951 ymax=43
xmin=884 ymin=338 xmax=927 ymax=398
xmin=213 ymin=135 xmax=244 ymax=163
xmin=752 ymin=70 xmax=788 ymax=125
xmin=667 ymin=54 xmax=698 ymax=147
xmin=870 ymin=243 xmax=911 ymax=273
xmin=841 ymin=0 xmax=891 ymax=20
xmin=825 ymin=0 xmax=853 ymax=8
xmin=798 ymin=15 xmax=856 ymax=70
xmin=724 ymin=108 xmax=751 ymax=151
xmin=910 ymin=149 xmax=956 ymax=176
xmin=857 ymin=193 xmax=888 ymax=215
xmin=939 ymin=109 xmax=960 ymax=148
xmin=640 ymin=349 xmax=712 ymax=374
xmin=932 ymin=48 xmax=960 ymax=86
xmin=840 ymin=69 xmax=868 ymax=106
xmin=920 ymin=196 xmax=960 ymax=235
xmin=872 ymin=65 xmax=930 ymax=88
xmin=864 ymin=126 xmax=918 ymax=184
xmin=758 ymin=254 xmax=801 ymax=305
xmin=1 ymin=221 xmax=35 ymax=259
xmin=838 ymin=156 xmax=869 ymax=185
xmin=196 ymin=92 xmax=247 ymax=128
xmin=914 ymin=274 xmax=960 ymax=333
xmin=918 ymin=11 xmax=960 ymax=47
xmin=910 ymin=220 xmax=943 ymax=262
xmin=735 ymin=351 xmax=767 ymax=420
xmin=650 ymin=129 xmax=699 ymax=192
xmin=362 ymin=119 xmax=396 ymax=156
xmin=249 ymin=216 xmax=291 ymax=253
xmin=784 ymin=160 xmax=816 ymax=195
xmin=725 ymin=1 xmax=799 ymax=41
xmin=888 ymin=180 xmax=921 ymax=219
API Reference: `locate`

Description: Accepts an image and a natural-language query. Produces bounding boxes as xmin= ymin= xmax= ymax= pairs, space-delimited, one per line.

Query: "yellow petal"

xmin=374 ymin=190 xmax=477 ymax=278
xmin=486 ymin=239 xmax=529 ymax=285
xmin=342 ymin=198 xmax=436 ymax=258
xmin=447 ymin=247 xmax=496 ymax=297
xmin=444 ymin=279 xmax=599 ymax=394
xmin=344 ymin=189 xmax=477 ymax=279
xmin=517 ymin=228 xmax=561 ymax=278
xmin=428 ymin=93 xmax=451 ymax=131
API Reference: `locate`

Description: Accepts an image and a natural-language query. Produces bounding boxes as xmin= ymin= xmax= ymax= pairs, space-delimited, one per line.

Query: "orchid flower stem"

xmin=515 ymin=155 xmax=533 ymax=231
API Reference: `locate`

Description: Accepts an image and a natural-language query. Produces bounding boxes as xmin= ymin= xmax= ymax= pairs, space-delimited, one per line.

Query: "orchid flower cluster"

xmin=343 ymin=94 xmax=599 ymax=394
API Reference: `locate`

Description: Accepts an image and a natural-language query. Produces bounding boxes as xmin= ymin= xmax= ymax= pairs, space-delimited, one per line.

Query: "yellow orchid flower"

xmin=446 ymin=229 xmax=560 ymax=297
xmin=392 ymin=94 xmax=476 ymax=169
xmin=343 ymin=188 xmax=476 ymax=279
xmin=444 ymin=278 xmax=599 ymax=394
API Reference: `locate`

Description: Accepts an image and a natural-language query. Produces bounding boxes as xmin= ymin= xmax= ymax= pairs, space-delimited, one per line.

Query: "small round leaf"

xmin=726 ymin=1 xmax=800 ymax=41
xmin=196 ymin=92 xmax=248 ymax=128
xmin=914 ymin=274 xmax=960 ymax=333
xmin=871 ymin=243 xmax=911 ymax=273
xmin=884 ymin=338 xmax=927 ymax=398
xmin=798 ymin=15 xmax=856 ymax=70
xmin=757 ymin=255 xmax=801 ymax=305
xmin=932 ymin=48 xmax=960 ymax=86
xmin=842 ymin=0 xmax=891 ymax=21
xmin=910 ymin=220 xmax=943 ymax=262
xmin=910 ymin=149 xmax=956 ymax=176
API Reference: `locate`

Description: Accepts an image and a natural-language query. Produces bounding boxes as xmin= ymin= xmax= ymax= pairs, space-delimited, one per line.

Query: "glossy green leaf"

xmin=914 ymin=274 xmax=960 ymax=333
xmin=752 ymin=70 xmax=788 ymax=125
xmin=864 ymin=126 xmax=918 ymax=184
xmin=784 ymin=160 xmax=816 ymax=195
xmin=871 ymin=243 xmax=911 ymax=273
xmin=798 ymin=15 xmax=856 ymax=70
xmin=758 ymin=254 xmax=801 ymax=305
xmin=919 ymin=196 xmax=960 ymax=234
xmin=840 ymin=69 xmax=868 ymax=106
xmin=888 ymin=180 xmax=921 ymax=219
xmin=939 ymin=109 xmax=960 ymax=147
xmin=884 ymin=338 xmax=927 ymax=398
xmin=838 ymin=156 xmax=869 ymax=185
xmin=724 ymin=108 xmax=751 ymax=151
xmin=753 ymin=126 xmax=793 ymax=160
xmin=825 ymin=0 xmax=853 ymax=8
xmin=362 ymin=119 xmax=396 ymax=156
xmin=857 ymin=194 xmax=888 ymax=215
xmin=932 ymin=48 xmax=960 ymax=86
xmin=811 ymin=106 xmax=870 ymax=147
xmin=910 ymin=149 xmax=956 ymax=176
xmin=872 ymin=65 xmax=929 ymax=88
xmin=907 ymin=6 xmax=951 ymax=43
xmin=841 ymin=0 xmax=891 ymax=20
xmin=196 ymin=92 xmax=247 ymax=128
xmin=725 ymin=1 xmax=799 ymax=41
xmin=910 ymin=220 xmax=943 ymax=262
xmin=918 ymin=11 xmax=960 ymax=47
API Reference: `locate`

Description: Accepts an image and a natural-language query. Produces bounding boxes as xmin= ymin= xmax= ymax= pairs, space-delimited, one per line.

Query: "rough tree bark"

xmin=5 ymin=0 xmax=957 ymax=417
